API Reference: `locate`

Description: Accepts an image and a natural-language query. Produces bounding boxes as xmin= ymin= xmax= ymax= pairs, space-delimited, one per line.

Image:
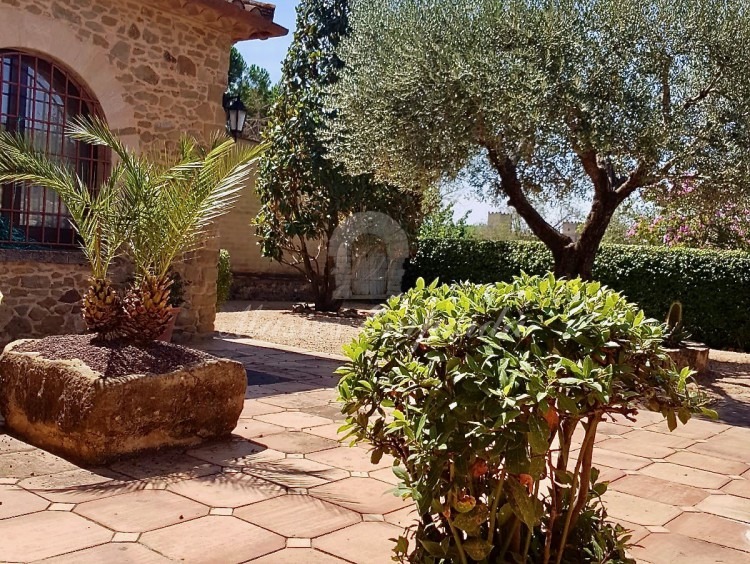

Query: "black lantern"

xmin=225 ymin=96 xmax=247 ymax=141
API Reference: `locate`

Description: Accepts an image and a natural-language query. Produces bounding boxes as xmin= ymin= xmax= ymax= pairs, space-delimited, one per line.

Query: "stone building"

xmin=0 ymin=0 xmax=286 ymax=344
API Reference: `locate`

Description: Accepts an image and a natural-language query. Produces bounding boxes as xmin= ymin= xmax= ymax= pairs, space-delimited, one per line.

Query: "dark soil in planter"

xmin=14 ymin=333 xmax=212 ymax=378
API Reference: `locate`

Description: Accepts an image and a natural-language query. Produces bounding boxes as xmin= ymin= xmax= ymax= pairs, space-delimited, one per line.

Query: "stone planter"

xmin=664 ymin=341 xmax=710 ymax=375
xmin=0 ymin=339 xmax=247 ymax=465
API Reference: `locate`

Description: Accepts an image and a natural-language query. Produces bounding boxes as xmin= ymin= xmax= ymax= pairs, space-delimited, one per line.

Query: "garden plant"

xmin=0 ymin=118 xmax=263 ymax=342
xmin=338 ymin=274 xmax=710 ymax=563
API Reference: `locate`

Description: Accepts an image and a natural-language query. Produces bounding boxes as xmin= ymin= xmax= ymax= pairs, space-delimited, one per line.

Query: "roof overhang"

xmin=169 ymin=0 xmax=288 ymax=42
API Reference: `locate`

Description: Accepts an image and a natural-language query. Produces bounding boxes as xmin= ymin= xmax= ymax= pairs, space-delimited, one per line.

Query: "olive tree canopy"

xmin=328 ymin=0 xmax=750 ymax=277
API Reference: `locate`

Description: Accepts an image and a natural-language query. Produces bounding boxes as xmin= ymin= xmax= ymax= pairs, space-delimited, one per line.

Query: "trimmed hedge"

xmin=404 ymin=239 xmax=750 ymax=350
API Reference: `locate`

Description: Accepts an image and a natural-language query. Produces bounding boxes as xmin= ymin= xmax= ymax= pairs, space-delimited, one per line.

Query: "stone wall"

xmin=0 ymin=0 xmax=248 ymax=342
xmin=0 ymin=251 xmax=129 ymax=346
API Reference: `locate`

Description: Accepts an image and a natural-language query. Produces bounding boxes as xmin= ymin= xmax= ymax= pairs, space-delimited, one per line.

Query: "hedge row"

xmin=403 ymin=239 xmax=750 ymax=350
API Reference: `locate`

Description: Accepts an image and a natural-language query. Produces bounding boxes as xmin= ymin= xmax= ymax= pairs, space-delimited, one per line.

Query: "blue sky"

xmin=235 ymin=1 xmax=494 ymax=224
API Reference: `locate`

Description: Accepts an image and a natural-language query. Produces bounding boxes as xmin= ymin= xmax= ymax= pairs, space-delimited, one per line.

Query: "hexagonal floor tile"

xmin=0 ymin=433 xmax=35 ymax=454
xmin=235 ymin=494 xmax=361 ymax=538
xmin=140 ymin=515 xmax=285 ymax=562
xmin=608 ymin=474 xmax=708 ymax=506
xmin=602 ymin=490 xmax=681 ymax=527
xmin=253 ymin=431 xmax=338 ymax=455
xmin=631 ymin=532 xmax=749 ymax=564
xmin=313 ymin=522 xmax=403 ymax=564
xmin=696 ymin=494 xmax=750 ymax=522
xmin=256 ymin=412 xmax=335 ymax=430
xmin=37 ymin=542 xmax=172 ymax=564
xmin=310 ymin=477 xmax=410 ymax=515
xmin=167 ymin=472 xmax=285 ymax=508
xmin=75 ymin=489 xmax=208 ymax=532
xmin=307 ymin=447 xmax=394 ymax=473
xmin=19 ymin=468 xmax=132 ymax=503
xmin=250 ymin=548 xmax=349 ymax=563
xmin=667 ymin=512 xmax=750 ymax=553
xmin=0 ymin=485 xmax=49 ymax=518
xmin=640 ymin=462 xmax=729 ymax=489
xmin=187 ymin=439 xmax=285 ymax=468
xmin=0 ymin=449 xmax=77 ymax=479
xmin=243 ymin=456 xmax=349 ymax=489
xmin=233 ymin=419 xmax=286 ymax=440
xmin=109 ymin=452 xmax=220 ymax=483
xmin=0 ymin=511 xmax=112 ymax=562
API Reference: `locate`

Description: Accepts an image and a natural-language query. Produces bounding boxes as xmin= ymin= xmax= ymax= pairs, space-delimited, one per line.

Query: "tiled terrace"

xmin=0 ymin=337 xmax=749 ymax=563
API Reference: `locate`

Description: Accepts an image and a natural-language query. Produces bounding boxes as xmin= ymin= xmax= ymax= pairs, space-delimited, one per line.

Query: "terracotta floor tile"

xmin=187 ymin=439 xmax=286 ymax=468
xmin=0 ymin=433 xmax=35 ymax=454
xmin=722 ymin=479 xmax=750 ymax=499
xmin=370 ymin=466 xmax=400 ymax=485
xmin=310 ymin=477 xmax=410 ymax=514
xmin=38 ymin=542 xmax=172 ymax=563
xmin=109 ymin=452 xmax=220 ymax=483
xmin=256 ymin=411 xmax=335 ymax=430
xmin=609 ymin=474 xmax=709 ymax=506
xmin=142 ymin=515 xmax=285 ymax=561
xmin=307 ymin=447 xmax=395 ymax=473
xmin=667 ymin=512 xmax=750 ymax=553
xmin=314 ymin=522 xmax=402 ymax=564
xmin=631 ymin=532 xmax=750 ymax=564
xmin=259 ymin=389 xmax=337 ymax=409
xmin=0 ymin=511 xmax=112 ymax=561
xmin=644 ymin=418 xmax=728 ymax=440
xmin=609 ymin=410 xmax=665 ymax=427
xmin=243 ymin=456 xmax=349 ymax=488
xmin=300 ymin=403 xmax=346 ymax=422
xmin=233 ymin=419 xmax=286 ymax=439
xmin=664 ymin=451 xmax=749 ymax=476
xmin=168 ymin=472 xmax=285 ymax=508
xmin=597 ymin=466 xmax=626 ymax=484
xmin=596 ymin=437 xmax=675 ymax=460
xmin=0 ymin=485 xmax=49 ymax=518
xmin=696 ymin=494 xmax=750 ymax=522
xmin=591 ymin=448 xmax=652 ymax=470
xmin=75 ymin=489 xmax=208 ymax=532
xmin=641 ymin=462 xmax=730 ymax=489
xmin=303 ymin=423 xmax=346 ymax=441
xmin=249 ymin=548 xmax=349 ymax=563
xmin=240 ymin=400 xmax=285 ymax=418
xmin=235 ymin=494 xmax=361 ymax=537
xmin=608 ymin=518 xmax=649 ymax=544
xmin=597 ymin=421 xmax=633 ymax=436
xmin=19 ymin=468 xmax=132 ymax=503
xmin=0 ymin=449 xmax=77 ymax=479
xmin=691 ymin=433 xmax=750 ymax=463
xmin=384 ymin=505 xmax=419 ymax=529
xmin=602 ymin=490 xmax=681 ymax=526
xmin=619 ymin=430 xmax=697 ymax=450
xmin=253 ymin=431 xmax=338 ymax=454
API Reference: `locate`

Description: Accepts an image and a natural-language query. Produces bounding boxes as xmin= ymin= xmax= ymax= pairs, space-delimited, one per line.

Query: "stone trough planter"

xmin=664 ymin=341 xmax=710 ymax=375
xmin=0 ymin=338 xmax=246 ymax=465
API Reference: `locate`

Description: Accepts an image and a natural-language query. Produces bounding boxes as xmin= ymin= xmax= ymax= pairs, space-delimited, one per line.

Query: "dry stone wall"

xmin=0 ymin=0 xmax=240 ymax=342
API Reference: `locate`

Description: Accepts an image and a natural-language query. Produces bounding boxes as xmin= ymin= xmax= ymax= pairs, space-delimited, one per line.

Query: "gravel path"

xmin=215 ymin=301 xmax=372 ymax=357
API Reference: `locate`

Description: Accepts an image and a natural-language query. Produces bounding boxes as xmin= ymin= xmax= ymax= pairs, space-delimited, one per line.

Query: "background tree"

xmin=226 ymin=47 xmax=277 ymax=118
xmin=255 ymin=0 xmax=421 ymax=311
xmin=328 ymin=0 xmax=750 ymax=278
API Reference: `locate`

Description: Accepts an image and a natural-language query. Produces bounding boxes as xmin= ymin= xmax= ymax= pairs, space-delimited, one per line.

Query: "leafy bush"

xmin=217 ymin=249 xmax=232 ymax=310
xmin=404 ymin=239 xmax=750 ymax=350
xmin=338 ymin=275 xmax=707 ymax=563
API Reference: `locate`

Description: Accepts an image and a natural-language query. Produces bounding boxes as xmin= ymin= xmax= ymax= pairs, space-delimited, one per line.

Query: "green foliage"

xmin=328 ymin=0 xmax=750 ymax=277
xmin=338 ymin=274 xmax=707 ymax=563
xmin=255 ymin=0 xmax=421 ymax=310
xmin=217 ymin=249 xmax=233 ymax=310
xmin=0 ymin=117 xmax=262 ymax=340
xmin=227 ymin=47 xmax=277 ymax=118
xmin=419 ymin=192 xmax=472 ymax=240
xmin=404 ymin=239 xmax=750 ymax=350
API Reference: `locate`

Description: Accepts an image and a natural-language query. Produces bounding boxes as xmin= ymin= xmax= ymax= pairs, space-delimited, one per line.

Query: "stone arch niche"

xmin=331 ymin=212 xmax=409 ymax=300
xmin=0 ymin=7 xmax=137 ymax=148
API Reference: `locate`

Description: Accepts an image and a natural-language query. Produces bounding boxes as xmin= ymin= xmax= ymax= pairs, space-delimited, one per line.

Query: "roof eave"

xmin=182 ymin=0 xmax=288 ymax=41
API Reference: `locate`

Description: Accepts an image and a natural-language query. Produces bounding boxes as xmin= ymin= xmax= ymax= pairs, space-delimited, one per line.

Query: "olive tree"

xmin=328 ymin=0 xmax=750 ymax=278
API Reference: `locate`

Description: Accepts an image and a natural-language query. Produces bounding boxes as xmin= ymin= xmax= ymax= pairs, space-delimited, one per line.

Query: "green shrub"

xmin=404 ymin=240 xmax=750 ymax=350
xmin=217 ymin=249 xmax=232 ymax=310
xmin=338 ymin=275 xmax=708 ymax=564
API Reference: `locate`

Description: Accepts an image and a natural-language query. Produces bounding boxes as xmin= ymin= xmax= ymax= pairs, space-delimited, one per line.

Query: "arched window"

xmin=0 ymin=50 xmax=109 ymax=248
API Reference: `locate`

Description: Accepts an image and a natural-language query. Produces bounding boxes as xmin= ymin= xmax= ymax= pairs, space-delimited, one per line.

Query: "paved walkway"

xmin=0 ymin=337 xmax=749 ymax=563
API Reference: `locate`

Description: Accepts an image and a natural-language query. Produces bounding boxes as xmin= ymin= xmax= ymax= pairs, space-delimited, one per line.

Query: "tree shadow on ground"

xmin=699 ymin=358 xmax=750 ymax=427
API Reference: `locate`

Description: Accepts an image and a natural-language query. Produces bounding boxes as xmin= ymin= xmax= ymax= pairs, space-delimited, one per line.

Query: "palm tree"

xmin=0 ymin=118 xmax=264 ymax=342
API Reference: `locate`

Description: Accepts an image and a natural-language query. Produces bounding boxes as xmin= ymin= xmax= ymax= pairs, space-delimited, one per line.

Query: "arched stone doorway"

xmin=330 ymin=212 xmax=409 ymax=300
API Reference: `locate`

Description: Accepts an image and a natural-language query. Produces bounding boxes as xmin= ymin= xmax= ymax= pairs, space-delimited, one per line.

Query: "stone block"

xmin=0 ymin=340 xmax=247 ymax=465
